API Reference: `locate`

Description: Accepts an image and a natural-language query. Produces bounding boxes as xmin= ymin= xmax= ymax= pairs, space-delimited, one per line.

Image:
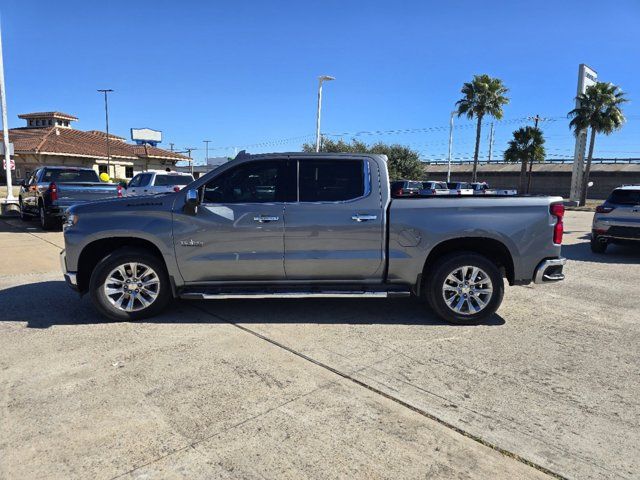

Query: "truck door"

xmin=173 ymin=159 xmax=296 ymax=283
xmin=283 ymin=157 xmax=385 ymax=280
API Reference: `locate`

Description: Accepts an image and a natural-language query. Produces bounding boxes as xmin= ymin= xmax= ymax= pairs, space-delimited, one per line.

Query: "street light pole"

xmin=97 ymin=89 xmax=113 ymax=177
xmin=0 ymin=23 xmax=15 ymax=203
xmin=446 ymin=111 xmax=456 ymax=183
xmin=315 ymin=75 xmax=335 ymax=152
xmin=203 ymin=140 xmax=211 ymax=166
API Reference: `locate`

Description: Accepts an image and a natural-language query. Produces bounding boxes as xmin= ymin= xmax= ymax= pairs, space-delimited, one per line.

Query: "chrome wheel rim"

xmin=442 ymin=265 xmax=493 ymax=316
xmin=103 ymin=262 xmax=160 ymax=312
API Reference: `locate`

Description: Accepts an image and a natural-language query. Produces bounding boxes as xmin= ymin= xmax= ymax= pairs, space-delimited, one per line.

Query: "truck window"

xmin=202 ymin=160 xmax=294 ymax=203
xmin=154 ymin=174 xmax=193 ymax=187
xmin=42 ymin=169 xmax=100 ymax=183
xmin=137 ymin=173 xmax=153 ymax=186
xmin=128 ymin=174 xmax=142 ymax=188
xmin=299 ymin=159 xmax=364 ymax=202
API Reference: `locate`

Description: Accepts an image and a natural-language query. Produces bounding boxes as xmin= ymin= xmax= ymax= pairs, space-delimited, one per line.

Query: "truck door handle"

xmin=351 ymin=214 xmax=377 ymax=222
xmin=253 ymin=215 xmax=280 ymax=223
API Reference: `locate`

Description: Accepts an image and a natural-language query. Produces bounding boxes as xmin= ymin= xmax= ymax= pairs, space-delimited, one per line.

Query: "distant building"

xmin=1 ymin=111 xmax=188 ymax=181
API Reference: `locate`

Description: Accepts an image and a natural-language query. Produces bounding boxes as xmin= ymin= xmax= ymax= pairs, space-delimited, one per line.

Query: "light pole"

xmin=97 ymin=89 xmax=113 ymax=177
xmin=0 ymin=23 xmax=15 ymax=204
xmin=315 ymin=75 xmax=335 ymax=152
xmin=446 ymin=111 xmax=456 ymax=183
xmin=203 ymin=140 xmax=211 ymax=166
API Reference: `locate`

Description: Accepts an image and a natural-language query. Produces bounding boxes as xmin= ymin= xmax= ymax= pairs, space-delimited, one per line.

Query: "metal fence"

xmin=422 ymin=158 xmax=640 ymax=166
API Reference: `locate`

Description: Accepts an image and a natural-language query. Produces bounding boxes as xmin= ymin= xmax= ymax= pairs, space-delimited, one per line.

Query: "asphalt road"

xmin=0 ymin=211 xmax=638 ymax=480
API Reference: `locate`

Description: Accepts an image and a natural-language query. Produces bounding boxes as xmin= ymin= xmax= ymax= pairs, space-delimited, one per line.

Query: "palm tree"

xmin=568 ymin=82 xmax=627 ymax=206
xmin=503 ymin=127 xmax=546 ymax=193
xmin=456 ymin=74 xmax=509 ymax=182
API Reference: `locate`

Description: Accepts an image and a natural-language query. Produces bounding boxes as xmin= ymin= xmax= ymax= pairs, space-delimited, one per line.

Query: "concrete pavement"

xmin=0 ymin=212 xmax=638 ymax=479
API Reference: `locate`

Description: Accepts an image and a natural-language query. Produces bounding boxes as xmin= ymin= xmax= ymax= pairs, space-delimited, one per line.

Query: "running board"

xmin=180 ymin=290 xmax=411 ymax=300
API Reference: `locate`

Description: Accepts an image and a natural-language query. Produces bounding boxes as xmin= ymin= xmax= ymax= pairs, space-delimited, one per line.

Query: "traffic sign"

xmin=2 ymin=158 xmax=15 ymax=170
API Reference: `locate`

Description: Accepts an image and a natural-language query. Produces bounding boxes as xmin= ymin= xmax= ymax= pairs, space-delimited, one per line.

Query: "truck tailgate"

xmin=57 ymin=183 xmax=120 ymax=203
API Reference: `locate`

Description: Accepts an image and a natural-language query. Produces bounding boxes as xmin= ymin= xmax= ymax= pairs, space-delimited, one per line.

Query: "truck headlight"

xmin=63 ymin=213 xmax=79 ymax=230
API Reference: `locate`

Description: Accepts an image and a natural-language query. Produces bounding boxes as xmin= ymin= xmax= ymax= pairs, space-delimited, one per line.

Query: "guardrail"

xmin=422 ymin=158 xmax=640 ymax=165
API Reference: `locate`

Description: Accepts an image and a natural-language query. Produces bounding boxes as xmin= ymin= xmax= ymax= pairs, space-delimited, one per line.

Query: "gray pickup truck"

xmin=60 ymin=152 xmax=566 ymax=324
xmin=19 ymin=166 xmax=122 ymax=229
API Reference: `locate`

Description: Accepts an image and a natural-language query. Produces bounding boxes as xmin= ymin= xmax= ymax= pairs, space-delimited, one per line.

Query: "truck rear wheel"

xmin=590 ymin=235 xmax=607 ymax=253
xmin=39 ymin=204 xmax=56 ymax=230
xmin=89 ymin=248 xmax=171 ymax=321
xmin=425 ymin=252 xmax=504 ymax=325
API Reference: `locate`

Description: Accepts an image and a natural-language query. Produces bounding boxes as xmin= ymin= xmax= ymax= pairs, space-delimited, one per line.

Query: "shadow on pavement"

xmin=0 ymin=280 xmax=506 ymax=328
xmin=563 ymin=240 xmax=640 ymax=264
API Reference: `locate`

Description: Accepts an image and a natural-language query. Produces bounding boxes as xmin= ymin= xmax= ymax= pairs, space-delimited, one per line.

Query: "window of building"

xmin=98 ymin=165 xmax=108 ymax=175
xmin=125 ymin=166 xmax=134 ymax=178
xmin=29 ymin=120 xmax=34 ymax=127
xmin=203 ymin=160 xmax=295 ymax=204
xmin=48 ymin=119 xmax=52 ymax=126
xmin=298 ymin=159 xmax=364 ymax=202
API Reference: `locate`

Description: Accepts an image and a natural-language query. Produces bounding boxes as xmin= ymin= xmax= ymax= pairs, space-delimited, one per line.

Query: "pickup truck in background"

xmin=126 ymin=171 xmax=195 ymax=196
xmin=60 ymin=152 xmax=566 ymax=324
xmin=470 ymin=182 xmax=518 ymax=196
xmin=19 ymin=166 xmax=122 ymax=229
xmin=446 ymin=181 xmax=474 ymax=195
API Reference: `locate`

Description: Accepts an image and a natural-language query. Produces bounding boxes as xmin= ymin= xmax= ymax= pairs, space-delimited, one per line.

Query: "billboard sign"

xmin=569 ymin=64 xmax=597 ymax=203
xmin=131 ymin=128 xmax=162 ymax=144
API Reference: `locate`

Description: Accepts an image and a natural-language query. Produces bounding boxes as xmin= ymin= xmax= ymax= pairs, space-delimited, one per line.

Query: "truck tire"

xmin=39 ymin=203 xmax=56 ymax=230
xmin=89 ymin=248 xmax=171 ymax=321
xmin=19 ymin=199 xmax=31 ymax=221
xmin=425 ymin=252 xmax=504 ymax=325
xmin=590 ymin=235 xmax=607 ymax=253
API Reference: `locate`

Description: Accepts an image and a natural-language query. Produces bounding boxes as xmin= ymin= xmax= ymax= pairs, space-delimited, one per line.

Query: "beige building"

xmin=1 ymin=111 xmax=188 ymax=181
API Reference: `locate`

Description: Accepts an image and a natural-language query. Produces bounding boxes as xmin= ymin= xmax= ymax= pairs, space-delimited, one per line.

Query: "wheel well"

xmin=421 ymin=237 xmax=515 ymax=287
xmin=76 ymin=237 xmax=165 ymax=293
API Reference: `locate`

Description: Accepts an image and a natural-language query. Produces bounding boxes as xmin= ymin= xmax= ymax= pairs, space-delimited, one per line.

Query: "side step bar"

xmin=180 ymin=290 xmax=411 ymax=300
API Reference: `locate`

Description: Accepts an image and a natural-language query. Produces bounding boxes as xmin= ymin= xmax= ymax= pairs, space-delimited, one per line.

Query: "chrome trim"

xmin=181 ymin=290 xmax=410 ymax=300
xmin=351 ymin=214 xmax=378 ymax=222
xmin=253 ymin=215 xmax=280 ymax=222
xmin=534 ymin=257 xmax=566 ymax=284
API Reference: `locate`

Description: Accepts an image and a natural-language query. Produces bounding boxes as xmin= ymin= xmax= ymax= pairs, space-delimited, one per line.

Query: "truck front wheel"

xmin=425 ymin=252 xmax=504 ymax=325
xmin=89 ymin=248 xmax=171 ymax=321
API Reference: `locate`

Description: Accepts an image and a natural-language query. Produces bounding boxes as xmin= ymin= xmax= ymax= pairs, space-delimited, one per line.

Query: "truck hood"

xmin=67 ymin=193 xmax=175 ymax=216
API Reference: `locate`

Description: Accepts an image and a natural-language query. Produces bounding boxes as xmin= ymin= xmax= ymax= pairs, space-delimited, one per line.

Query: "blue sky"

xmin=1 ymin=0 xmax=639 ymax=163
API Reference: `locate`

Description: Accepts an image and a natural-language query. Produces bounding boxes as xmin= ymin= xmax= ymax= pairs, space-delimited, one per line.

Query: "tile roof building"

xmin=2 ymin=111 xmax=188 ymax=182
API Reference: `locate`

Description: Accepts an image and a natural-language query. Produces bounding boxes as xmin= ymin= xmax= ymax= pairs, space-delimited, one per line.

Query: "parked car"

xmin=61 ymin=152 xmax=566 ymax=325
xmin=591 ymin=185 xmax=640 ymax=253
xmin=446 ymin=181 xmax=474 ymax=195
xmin=470 ymin=182 xmax=518 ymax=196
xmin=19 ymin=166 xmax=122 ymax=229
xmin=126 ymin=171 xmax=195 ymax=196
xmin=419 ymin=181 xmax=449 ymax=196
xmin=390 ymin=180 xmax=423 ymax=197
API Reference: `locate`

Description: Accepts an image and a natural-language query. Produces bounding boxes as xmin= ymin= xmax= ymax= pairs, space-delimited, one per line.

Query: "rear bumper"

xmin=592 ymin=227 xmax=640 ymax=242
xmin=60 ymin=249 xmax=78 ymax=291
xmin=533 ymin=257 xmax=566 ymax=284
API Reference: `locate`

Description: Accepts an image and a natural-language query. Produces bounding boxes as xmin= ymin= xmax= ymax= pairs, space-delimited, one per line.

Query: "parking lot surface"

xmin=0 ymin=211 xmax=638 ymax=480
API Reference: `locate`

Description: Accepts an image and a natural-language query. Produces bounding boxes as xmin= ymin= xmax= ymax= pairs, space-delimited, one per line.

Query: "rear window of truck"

xmin=42 ymin=169 xmax=99 ymax=183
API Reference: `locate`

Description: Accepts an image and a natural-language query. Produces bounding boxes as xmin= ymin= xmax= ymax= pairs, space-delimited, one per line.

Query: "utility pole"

xmin=527 ymin=114 xmax=543 ymax=194
xmin=0 ymin=23 xmax=16 ymax=205
xmin=488 ymin=122 xmax=494 ymax=162
xmin=97 ymin=89 xmax=114 ymax=177
xmin=169 ymin=143 xmax=175 ymax=152
xmin=183 ymin=147 xmax=197 ymax=175
xmin=315 ymin=75 xmax=335 ymax=152
xmin=203 ymin=140 xmax=211 ymax=166
xmin=446 ymin=111 xmax=455 ymax=183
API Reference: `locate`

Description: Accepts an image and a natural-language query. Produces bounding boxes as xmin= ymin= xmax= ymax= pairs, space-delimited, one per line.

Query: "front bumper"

xmin=60 ymin=249 xmax=78 ymax=291
xmin=533 ymin=257 xmax=566 ymax=284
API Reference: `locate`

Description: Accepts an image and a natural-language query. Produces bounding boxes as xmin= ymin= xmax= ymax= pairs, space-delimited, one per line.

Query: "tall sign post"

xmin=0 ymin=23 xmax=16 ymax=205
xmin=569 ymin=64 xmax=597 ymax=203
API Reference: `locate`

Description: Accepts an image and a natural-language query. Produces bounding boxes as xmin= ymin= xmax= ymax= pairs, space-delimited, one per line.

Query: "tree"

xmin=503 ymin=126 xmax=546 ymax=193
xmin=568 ymin=82 xmax=627 ymax=206
xmin=302 ymin=138 xmax=423 ymax=180
xmin=456 ymin=74 xmax=509 ymax=182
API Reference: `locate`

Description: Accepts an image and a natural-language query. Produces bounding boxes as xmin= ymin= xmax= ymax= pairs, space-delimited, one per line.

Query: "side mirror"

xmin=184 ymin=188 xmax=199 ymax=215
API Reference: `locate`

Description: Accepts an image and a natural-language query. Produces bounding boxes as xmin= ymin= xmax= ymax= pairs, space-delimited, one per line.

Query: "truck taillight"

xmin=431 ymin=189 xmax=436 ymax=194
xmin=117 ymin=184 xmax=123 ymax=198
xmin=550 ymin=203 xmax=564 ymax=245
xmin=595 ymin=205 xmax=614 ymax=214
xmin=49 ymin=182 xmax=58 ymax=201
xmin=397 ymin=188 xmax=404 ymax=196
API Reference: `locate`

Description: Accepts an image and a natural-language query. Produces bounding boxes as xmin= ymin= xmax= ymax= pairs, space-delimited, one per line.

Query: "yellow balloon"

xmin=99 ymin=172 xmax=110 ymax=182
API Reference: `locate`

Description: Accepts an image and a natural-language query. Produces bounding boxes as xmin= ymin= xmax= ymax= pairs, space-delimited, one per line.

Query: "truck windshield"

xmin=608 ymin=189 xmax=640 ymax=205
xmin=42 ymin=169 xmax=100 ymax=183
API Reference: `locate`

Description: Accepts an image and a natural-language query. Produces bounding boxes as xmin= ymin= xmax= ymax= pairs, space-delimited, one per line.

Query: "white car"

xmin=470 ymin=182 xmax=517 ymax=196
xmin=446 ymin=181 xmax=474 ymax=196
xmin=419 ymin=181 xmax=450 ymax=196
xmin=126 ymin=171 xmax=195 ymax=196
